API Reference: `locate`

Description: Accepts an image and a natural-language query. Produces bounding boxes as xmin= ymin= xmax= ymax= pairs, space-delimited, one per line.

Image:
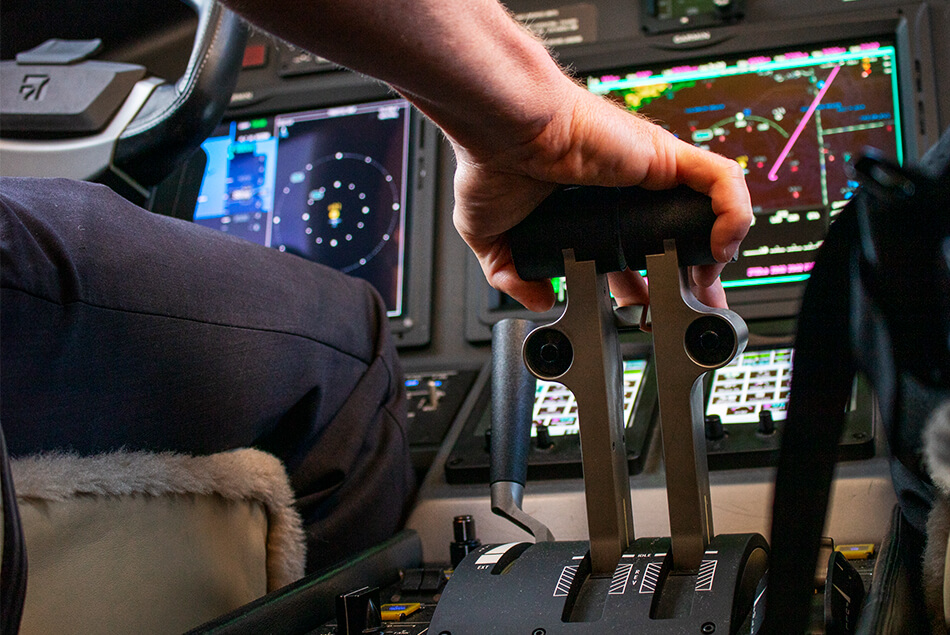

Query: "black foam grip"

xmin=509 ymin=184 xmax=717 ymax=280
xmin=490 ymin=319 xmax=538 ymax=486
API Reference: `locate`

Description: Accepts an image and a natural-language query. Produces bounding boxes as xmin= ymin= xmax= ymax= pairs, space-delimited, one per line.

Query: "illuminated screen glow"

xmin=532 ymin=359 xmax=648 ymax=437
xmin=706 ymin=347 xmax=793 ymax=424
xmin=193 ymin=98 xmax=412 ymax=317
xmin=586 ymin=40 xmax=902 ymax=290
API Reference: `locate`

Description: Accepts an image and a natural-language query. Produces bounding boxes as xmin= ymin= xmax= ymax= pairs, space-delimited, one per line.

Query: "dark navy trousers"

xmin=0 ymin=177 xmax=414 ymax=573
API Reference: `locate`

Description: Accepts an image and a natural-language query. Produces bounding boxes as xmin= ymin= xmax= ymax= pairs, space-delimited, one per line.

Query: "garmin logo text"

xmin=672 ymin=31 xmax=712 ymax=45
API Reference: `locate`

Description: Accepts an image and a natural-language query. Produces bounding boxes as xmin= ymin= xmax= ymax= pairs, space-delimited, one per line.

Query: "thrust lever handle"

xmin=522 ymin=250 xmax=634 ymax=577
xmin=647 ymin=239 xmax=747 ymax=573
xmin=509 ymin=184 xmax=718 ymax=281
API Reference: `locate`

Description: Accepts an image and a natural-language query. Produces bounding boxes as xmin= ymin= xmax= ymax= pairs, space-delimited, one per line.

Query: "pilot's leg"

xmin=0 ymin=176 xmax=414 ymax=572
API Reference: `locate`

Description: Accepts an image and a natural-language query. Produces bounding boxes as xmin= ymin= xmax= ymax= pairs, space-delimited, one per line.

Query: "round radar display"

xmin=274 ymin=152 xmax=401 ymax=273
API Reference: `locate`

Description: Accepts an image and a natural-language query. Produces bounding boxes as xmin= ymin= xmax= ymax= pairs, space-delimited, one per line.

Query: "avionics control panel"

xmin=704 ymin=346 xmax=875 ymax=468
xmin=444 ymin=357 xmax=658 ymax=482
xmin=440 ymin=344 xmax=876 ymax=480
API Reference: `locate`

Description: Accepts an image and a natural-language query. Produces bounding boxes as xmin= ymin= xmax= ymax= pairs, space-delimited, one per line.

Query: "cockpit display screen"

xmin=192 ymin=98 xmax=411 ymax=317
xmin=586 ymin=39 xmax=901 ymax=291
xmin=531 ymin=358 xmax=648 ymax=437
xmin=706 ymin=347 xmax=793 ymax=424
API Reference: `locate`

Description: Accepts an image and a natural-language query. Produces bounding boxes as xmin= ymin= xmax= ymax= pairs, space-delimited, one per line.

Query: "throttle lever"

xmin=522 ymin=250 xmax=634 ymax=576
xmin=646 ymin=239 xmax=748 ymax=573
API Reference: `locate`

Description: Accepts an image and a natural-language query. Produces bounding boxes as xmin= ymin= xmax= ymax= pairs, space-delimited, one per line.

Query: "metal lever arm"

xmin=646 ymin=239 xmax=748 ymax=573
xmin=523 ymin=250 xmax=634 ymax=576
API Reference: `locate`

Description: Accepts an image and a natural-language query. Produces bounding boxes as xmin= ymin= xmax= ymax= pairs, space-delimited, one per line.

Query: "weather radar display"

xmin=587 ymin=40 xmax=901 ymax=290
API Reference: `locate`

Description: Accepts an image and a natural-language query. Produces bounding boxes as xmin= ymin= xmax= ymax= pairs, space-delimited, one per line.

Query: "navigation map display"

xmin=192 ymin=98 xmax=412 ymax=317
xmin=586 ymin=39 xmax=902 ymax=291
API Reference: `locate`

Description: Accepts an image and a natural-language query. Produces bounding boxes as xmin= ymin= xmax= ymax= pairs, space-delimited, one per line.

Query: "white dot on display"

xmin=360 ymin=258 xmax=367 ymax=265
xmin=385 ymin=175 xmax=393 ymax=182
xmin=364 ymin=156 xmax=372 ymax=163
xmin=330 ymin=239 xmax=338 ymax=247
xmin=302 ymin=213 xmax=310 ymax=221
xmin=362 ymin=206 xmax=370 ymax=214
xmin=392 ymin=203 xmax=400 ymax=210
xmin=357 ymin=222 xmax=364 ymax=229
xmin=349 ymin=183 xmax=356 ymax=190
xmin=305 ymin=227 xmax=312 ymax=235
xmin=359 ymin=193 xmax=366 ymax=200
xmin=306 ymin=163 xmax=313 ymax=170
xmin=316 ymin=237 xmax=323 ymax=244
xmin=383 ymin=234 xmax=390 ymax=241
xmin=283 ymin=187 xmax=290 ymax=194
xmin=278 ymin=246 xmax=286 ymax=252
xmin=335 ymin=152 xmax=343 ymax=160
xmin=273 ymin=216 xmax=281 ymax=224
xmin=345 ymin=234 xmax=353 ymax=241
xmin=334 ymin=181 xmax=342 ymax=189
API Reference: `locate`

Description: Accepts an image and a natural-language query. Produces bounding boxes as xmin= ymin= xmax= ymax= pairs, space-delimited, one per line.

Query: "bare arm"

xmin=223 ymin=0 xmax=752 ymax=310
xmin=225 ymin=0 xmax=561 ymax=150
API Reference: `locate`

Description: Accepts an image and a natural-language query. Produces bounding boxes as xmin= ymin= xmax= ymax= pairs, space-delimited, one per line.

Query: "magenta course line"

xmin=767 ymin=64 xmax=842 ymax=182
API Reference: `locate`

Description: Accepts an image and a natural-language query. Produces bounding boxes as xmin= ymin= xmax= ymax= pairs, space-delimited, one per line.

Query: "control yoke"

xmin=500 ymin=185 xmax=748 ymax=576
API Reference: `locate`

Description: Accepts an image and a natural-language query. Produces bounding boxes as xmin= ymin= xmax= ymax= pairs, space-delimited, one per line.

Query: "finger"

xmin=689 ymin=268 xmax=728 ymax=309
xmin=607 ymin=268 xmax=649 ymax=307
xmin=470 ymin=236 xmax=557 ymax=312
xmin=671 ymin=142 xmax=752 ymax=263
xmin=691 ymin=261 xmax=728 ymax=288
xmin=487 ymin=265 xmax=556 ymax=312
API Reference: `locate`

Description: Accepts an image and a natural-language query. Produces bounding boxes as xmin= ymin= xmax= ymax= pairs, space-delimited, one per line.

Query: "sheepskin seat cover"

xmin=10 ymin=448 xmax=306 ymax=635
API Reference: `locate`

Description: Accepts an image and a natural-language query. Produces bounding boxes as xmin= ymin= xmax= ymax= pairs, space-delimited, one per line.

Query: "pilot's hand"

xmin=451 ymin=83 xmax=752 ymax=312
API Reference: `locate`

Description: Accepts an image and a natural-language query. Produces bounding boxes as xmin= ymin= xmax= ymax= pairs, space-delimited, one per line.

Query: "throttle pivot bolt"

xmin=699 ymin=329 xmax=720 ymax=351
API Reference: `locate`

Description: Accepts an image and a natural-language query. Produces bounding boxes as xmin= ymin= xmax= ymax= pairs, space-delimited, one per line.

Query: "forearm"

xmin=223 ymin=0 xmax=571 ymax=154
